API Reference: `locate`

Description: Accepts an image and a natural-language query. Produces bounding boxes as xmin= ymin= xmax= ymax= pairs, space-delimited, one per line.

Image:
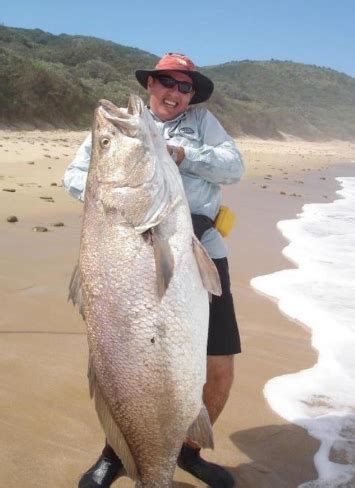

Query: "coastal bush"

xmin=1 ymin=25 xmax=355 ymax=139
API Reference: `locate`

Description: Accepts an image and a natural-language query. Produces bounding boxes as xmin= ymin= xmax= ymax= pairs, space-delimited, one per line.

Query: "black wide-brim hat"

xmin=135 ymin=52 xmax=214 ymax=105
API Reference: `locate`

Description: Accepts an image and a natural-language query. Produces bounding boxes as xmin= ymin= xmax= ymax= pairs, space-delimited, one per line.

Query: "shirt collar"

xmin=148 ymin=107 xmax=187 ymax=124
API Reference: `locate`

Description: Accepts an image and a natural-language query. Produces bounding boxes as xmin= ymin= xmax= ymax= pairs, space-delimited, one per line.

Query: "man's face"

xmin=147 ymin=71 xmax=195 ymax=121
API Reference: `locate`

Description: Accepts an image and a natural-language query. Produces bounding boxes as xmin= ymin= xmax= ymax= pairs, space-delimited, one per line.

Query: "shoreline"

xmin=1 ymin=131 xmax=355 ymax=487
xmin=251 ymin=169 xmax=355 ymax=486
xmin=221 ymin=161 xmax=355 ymax=487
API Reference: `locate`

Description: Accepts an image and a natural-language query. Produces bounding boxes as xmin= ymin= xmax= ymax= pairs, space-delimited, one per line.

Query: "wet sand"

xmin=1 ymin=130 xmax=355 ymax=487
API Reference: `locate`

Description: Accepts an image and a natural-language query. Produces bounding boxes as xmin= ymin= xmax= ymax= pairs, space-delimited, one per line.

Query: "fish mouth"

xmin=97 ymin=104 xmax=139 ymax=138
xmin=99 ymin=96 xmax=144 ymax=118
xmin=99 ymin=99 xmax=131 ymax=119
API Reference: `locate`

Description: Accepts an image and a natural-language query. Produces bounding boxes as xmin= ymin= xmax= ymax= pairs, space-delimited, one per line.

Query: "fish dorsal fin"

xmin=192 ymin=236 xmax=222 ymax=296
xmin=187 ymin=405 xmax=214 ymax=449
xmin=94 ymin=383 xmax=138 ymax=480
xmin=150 ymin=227 xmax=174 ymax=300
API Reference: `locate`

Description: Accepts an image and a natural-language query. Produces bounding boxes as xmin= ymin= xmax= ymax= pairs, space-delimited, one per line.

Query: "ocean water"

xmin=251 ymin=176 xmax=355 ymax=487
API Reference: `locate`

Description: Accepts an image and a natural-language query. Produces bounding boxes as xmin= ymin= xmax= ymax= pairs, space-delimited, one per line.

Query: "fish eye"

xmin=100 ymin=137 xmax=111 ymax=148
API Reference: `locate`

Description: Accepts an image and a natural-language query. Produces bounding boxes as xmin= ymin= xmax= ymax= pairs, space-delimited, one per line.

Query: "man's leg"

xmin=204 ymin=354 xmax=234 ymax=425
xmin=178 ymin=258 xmax=240 ymax=488
xmin=178 ymin=356 xmax=236 ymax=487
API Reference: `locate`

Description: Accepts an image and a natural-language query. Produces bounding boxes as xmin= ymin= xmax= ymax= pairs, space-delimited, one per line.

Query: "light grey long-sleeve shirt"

xmin=63 ymin=105 xmax=244 ymax=258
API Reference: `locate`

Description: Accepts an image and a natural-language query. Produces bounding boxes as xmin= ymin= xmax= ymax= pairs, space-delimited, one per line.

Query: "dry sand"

xmin=1 ymin=130 xmax=355 ymax=488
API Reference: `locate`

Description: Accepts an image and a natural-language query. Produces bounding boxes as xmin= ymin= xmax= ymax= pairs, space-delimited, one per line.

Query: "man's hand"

xmin=167 ymin=145 xmax=185 ymax=166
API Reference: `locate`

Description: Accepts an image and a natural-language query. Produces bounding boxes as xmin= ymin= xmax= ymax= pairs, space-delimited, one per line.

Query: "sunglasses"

xmin=154 ymin=75 xmax=194 ymax=94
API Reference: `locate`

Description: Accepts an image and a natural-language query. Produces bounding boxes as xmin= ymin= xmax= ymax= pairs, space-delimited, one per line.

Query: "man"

xmin=64 ymin=52 xmax=244 ymax=488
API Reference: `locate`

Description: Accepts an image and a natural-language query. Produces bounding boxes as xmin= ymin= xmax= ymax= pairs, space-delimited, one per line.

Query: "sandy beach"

xmin=1 ymin=130 xmax=355 ymax=488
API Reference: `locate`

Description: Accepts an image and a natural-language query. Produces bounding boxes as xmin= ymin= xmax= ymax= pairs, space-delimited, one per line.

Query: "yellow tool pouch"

xmin=214 ymin=205 xmax=236 ymax=237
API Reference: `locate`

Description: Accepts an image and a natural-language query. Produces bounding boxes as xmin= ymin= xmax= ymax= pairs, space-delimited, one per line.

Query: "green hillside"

xmin=0 ymin=25 xmax=157 ymax=129
xmin=1 ymin=25 xmax=355 ymax=140
xmin=204 ymin=60 xmax=355 ymax=139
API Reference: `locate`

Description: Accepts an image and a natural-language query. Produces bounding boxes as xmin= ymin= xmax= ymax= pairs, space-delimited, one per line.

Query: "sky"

xmin=1 ymin=0 xmax=355 ymax=77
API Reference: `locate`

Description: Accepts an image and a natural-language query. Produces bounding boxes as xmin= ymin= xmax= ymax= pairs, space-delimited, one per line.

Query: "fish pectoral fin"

xmin=187 ymin=405 xmax=214 ymax=449
xmin=192 ymin=236 xmax=222 ymax=296
xmin=94 ymin=384 xmax=138 ymax=480
xmin=151 ymin=228 xmax=174 ymax=299
xmin=68 ymin=263 xmax=86 ymax=319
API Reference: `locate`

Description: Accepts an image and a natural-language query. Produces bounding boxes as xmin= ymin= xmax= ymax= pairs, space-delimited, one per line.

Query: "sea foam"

xmin=251 ymin=177 xmax=355 ymax=487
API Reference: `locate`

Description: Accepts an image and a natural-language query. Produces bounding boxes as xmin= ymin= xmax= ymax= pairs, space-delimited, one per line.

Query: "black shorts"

xmin=207 ymin=258 xmax=241 ymax=356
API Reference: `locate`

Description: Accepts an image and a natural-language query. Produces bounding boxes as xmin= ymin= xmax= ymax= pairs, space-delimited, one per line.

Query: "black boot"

xmin=178 ymin=443 xmax=235 ymax=488
xmin=78 ymin=444 xmax=125 ymax=488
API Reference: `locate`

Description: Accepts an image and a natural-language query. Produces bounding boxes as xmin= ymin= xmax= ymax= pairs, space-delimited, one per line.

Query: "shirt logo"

xmin=179 ymin=126 xmax=195 ymax=135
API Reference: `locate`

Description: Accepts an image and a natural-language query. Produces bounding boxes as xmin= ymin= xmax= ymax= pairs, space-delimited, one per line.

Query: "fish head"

xmin=92 ymin=97 xmax=155 ymax=188
xmin=88 ymin=96 xmax=183 ymax=232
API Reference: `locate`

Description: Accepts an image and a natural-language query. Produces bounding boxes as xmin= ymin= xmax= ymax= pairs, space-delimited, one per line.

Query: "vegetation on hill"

xmin=1 ymin=25 xmax=355 ymax=140
xmin=204 ymin=60 xmax=355 ymax=139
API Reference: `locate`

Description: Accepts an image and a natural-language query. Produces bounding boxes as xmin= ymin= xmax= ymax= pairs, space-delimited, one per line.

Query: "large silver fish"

xmin=70 ymin=95 xmax=221 ymax=487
